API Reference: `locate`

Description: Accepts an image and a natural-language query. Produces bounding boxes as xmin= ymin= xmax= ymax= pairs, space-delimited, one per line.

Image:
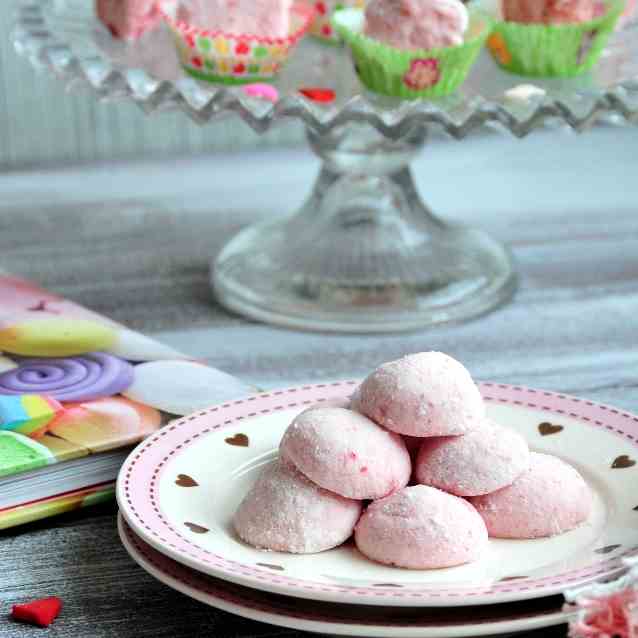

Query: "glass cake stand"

xmin=14 ymin=0 xmax=638 ymax=332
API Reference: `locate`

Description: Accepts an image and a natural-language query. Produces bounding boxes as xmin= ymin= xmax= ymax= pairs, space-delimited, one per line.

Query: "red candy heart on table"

xmin=299 ymin=88 xmax=336 ymax=103
xmin=12 ymin=597 xmax=62 ymax=627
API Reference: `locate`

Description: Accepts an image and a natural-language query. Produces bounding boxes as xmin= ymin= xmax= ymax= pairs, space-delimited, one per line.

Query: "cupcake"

xmin=159 ymin=0 xmax=314 ymax=85
xmin=333 ymin=0 xmax=491 ymax=98
xmin=487 ymin=0 xmax=624 ymax=77
xmin=310 ymin=0 xmax=367 ymax=43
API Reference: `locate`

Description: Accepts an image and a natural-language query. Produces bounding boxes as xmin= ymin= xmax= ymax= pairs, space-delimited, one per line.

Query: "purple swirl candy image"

xmin=0 ymin=352 xmax=134 ymax=402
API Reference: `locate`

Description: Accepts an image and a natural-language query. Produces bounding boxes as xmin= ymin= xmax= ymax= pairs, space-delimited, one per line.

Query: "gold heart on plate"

xmin=538 ymin=422 xmax=564 ymax=436
xmin=594 ymin=544 xmax=621 ymax=554
xmin=611 ymin=455 xmax=636 ymax=469
xmin=225 ymin=433 xmax=249 ymax=447
xmin=500 ymin=576 xmax=526 ymax=581
xmin=373 ymin=583 xmax=402 ymax=588
xmin=175 ymin=474 xmax=199 ymax=487
xmin=184 ymin=522 xmax=210 ymax=534
xmin=257 ymin=563 xmax=284 ymax=571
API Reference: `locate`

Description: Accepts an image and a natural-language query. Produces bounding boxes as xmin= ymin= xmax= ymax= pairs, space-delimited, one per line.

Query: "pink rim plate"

xmin=116 ymin=381 xmax=638 ymax=607
xmin=118 ymin=513 xmax=572 ymax=638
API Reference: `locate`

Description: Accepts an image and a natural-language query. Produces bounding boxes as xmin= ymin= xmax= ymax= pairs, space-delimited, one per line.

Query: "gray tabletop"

xmin=0 ymin=126 xmax=636 ymax=637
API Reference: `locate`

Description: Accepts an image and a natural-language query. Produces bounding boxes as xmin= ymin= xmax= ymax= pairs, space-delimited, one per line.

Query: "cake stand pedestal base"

xmin=212 ymin=124 xmax=516 ymax=333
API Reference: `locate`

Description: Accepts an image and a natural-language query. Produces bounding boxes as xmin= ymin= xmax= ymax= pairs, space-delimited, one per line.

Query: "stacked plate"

xmin=116 ymin=381 xmax=638 ymax=637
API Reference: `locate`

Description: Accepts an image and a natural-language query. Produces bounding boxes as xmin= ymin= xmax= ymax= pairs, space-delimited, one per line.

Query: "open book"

xmin=0 ymin=272 xmax=252 ymax=529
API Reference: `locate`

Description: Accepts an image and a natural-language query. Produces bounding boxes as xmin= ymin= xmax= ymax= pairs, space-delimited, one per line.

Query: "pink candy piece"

xmin=564 ymin=559 xmax=638 ymax=638
xmin=355 ymin=352 xmax=485 ymax=437
xmin=176 ymin=0 xmax=293 ymax=37
xmin=233 ymin=460 xmax=362 ymax=553
xmin=97 ymin=0 xmax=161 ymax=39
xmin=469 ymin=452 xmax=592 ymax=539
xmin=501 ymin=0 xmax=597 ymax=24
xmin=355 ymin=485 xmax=488 ymax=569
xmin=415 ymin=419 xmax=530 ymax=497
xmin=364 ymin=0 xmax=469 ymax=50
xmin=279 ymin=406 xmax=411 ymax=500
xmin=242 ymin=84 xmax=280 ymax=103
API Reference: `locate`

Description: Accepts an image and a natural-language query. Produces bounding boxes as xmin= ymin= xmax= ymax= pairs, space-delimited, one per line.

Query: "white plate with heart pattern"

xmin=117 ymin=381 xmax=638 ymax=607
xmin=118 ymin=513 xmax=574 ymax=637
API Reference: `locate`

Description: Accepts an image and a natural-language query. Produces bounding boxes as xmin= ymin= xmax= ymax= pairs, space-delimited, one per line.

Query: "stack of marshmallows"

xmin=234 ymin=352 xmax=592 ymax=569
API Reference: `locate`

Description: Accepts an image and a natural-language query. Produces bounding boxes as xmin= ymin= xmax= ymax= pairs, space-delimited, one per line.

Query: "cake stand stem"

xmin=212 ymin=123 xmax=516 ymax=333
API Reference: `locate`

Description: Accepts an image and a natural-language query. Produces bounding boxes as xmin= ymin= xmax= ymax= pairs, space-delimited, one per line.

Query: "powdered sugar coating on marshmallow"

xmin=279 ymin=406 xmax=411 ymax=499
xmin=469 ymin=452 xmax=592 ymax=538
xmin=355 ymin=351 xmax=485 ymax=437
xmin=364 ymin=0 xmax=469 ymax=50
xmin=355 ymin=485 xmax=488 ymax=569
xmin=233 ymin=460 xmax=362 ymax=553
xmin=415 ymin=419 xmax=530 ymax=496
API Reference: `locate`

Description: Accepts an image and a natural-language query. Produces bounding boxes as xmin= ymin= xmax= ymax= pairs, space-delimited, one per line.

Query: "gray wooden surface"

xmin=0 ymin=127 xmax=637 ymax=637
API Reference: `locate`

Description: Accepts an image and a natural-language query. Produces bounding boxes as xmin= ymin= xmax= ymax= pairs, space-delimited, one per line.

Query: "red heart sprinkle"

xmin=12 ymin=597 xmax=62 ymax=627
xmin=186 ymin=34 xmax=196 ymax=48
xmin=234 ymin=63 xmax=246 ymax=74
xmin=236 ymin=41 xmax=250 ymax=55
xmin=299 ymin=87 xmax=336 ymax=103
xmin=321 ymin=24 xmax=332 ymax=36
xmin=316 ymin=1 xmax=327 ymax=14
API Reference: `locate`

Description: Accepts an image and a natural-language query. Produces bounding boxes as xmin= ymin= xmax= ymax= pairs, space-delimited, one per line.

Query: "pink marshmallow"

xmin=355 ymin=485 xmax=488 ymax=569
xmin=415 ymin=419 xmax=530 ymax=496
xmin=233 ymin=460 xmax=362 ymax=553
xmin=279 ymin=406 xmax=411 ymax=500
xmin=176 ymin=0 xmax=293 ymax=37
xmin=364 ymin=0 xmax=469 ymax=50
xmin=355 ymin=352 xmax=485 ymax=437
xmin=468 ymin=452 xmax=593 ymax=539
xmin=501 ymin=0 xmax=597 ymax=24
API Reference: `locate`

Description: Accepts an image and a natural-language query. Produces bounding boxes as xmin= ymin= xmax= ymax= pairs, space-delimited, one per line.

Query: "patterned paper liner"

xmin=310 ymin=0 xmax=366 ymax=44
xmin=159 ymin=2 xmax=315 ymax=85
xmin=333 ymin=9 xmax=491 ymax=98
xmin=487 ymin=0 xmax=624 ymax=77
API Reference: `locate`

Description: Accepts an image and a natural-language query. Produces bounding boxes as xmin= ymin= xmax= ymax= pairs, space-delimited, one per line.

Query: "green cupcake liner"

xmin=184 ymin=67 xmax=274 ymax=86
xmin=487 ymin=0 xmax=624 ymax=77
xmin=332 ymin=9 xmax=491 ymax=99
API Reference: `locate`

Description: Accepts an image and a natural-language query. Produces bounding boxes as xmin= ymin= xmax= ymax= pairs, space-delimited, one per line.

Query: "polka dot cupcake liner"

xmin=333 ymin=8 xmax=491 ymax=98
xmin=487 ymin=0 xmax=624 ymax=77
xmin=159 ymin=2 xmax=315 ymax=85
xmin=310 ymin=0 xmax=366 ymax=44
